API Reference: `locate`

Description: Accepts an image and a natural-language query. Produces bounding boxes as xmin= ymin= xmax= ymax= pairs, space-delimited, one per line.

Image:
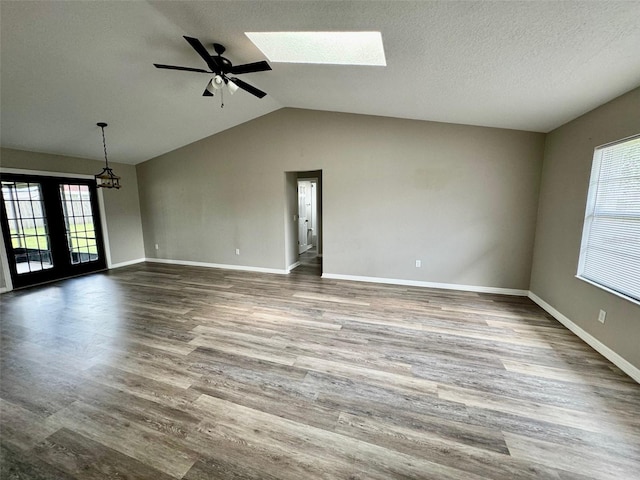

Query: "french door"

xmin=0 ymin=173 xmax=107 ymax=289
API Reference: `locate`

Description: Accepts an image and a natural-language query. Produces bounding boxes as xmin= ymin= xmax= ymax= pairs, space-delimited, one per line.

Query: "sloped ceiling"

xmin=1 ymin=1 xmax=639 ymax=165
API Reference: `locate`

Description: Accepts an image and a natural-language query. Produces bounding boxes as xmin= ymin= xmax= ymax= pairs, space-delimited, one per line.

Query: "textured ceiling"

xmin=1 ymin=1 xmax=639 ymax=165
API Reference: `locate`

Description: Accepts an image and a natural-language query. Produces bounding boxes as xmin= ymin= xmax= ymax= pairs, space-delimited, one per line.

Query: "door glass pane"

xmin=1 ymin=181 xmax=54 ymax=273
xmin=59 ymin=184 xmax=99 ymax=264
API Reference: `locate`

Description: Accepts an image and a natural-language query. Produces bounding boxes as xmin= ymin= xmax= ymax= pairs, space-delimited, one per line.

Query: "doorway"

xmin=297 ymin=178 xmax=317 ymax=254
xmin=0 ymin=173 xmax=107 ymax=289
xmin=285 ymin=170 xmax=322 ymax=276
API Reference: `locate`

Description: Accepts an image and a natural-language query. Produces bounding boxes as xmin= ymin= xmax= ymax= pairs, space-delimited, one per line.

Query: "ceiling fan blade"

xmin=154 ymin=63 xmax=210 ymax=73
xmin=229 ymin=77 xmax=267 ymax=98
xmin=183 ymin=36 xmax=219 ymax=72
xmin=229 ymin=61 xmax=272 ymax=75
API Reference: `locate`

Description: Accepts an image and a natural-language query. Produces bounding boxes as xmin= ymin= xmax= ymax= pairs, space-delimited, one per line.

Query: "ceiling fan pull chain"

xmin=220 ymin=88 xmax=224 ymax=108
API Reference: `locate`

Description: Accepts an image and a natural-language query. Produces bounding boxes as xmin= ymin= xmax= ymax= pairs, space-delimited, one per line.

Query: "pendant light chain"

xmin=100 ymin=124 xmax=110 ymax=168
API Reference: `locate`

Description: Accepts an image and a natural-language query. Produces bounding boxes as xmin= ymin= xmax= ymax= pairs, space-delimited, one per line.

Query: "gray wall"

xmin=137 ymin=108 xmax=544 ymax=289
xmin=0 ymin=147 xmax=145 ymax=272
xmin=530 ymin=87 xmax=640 ymax=369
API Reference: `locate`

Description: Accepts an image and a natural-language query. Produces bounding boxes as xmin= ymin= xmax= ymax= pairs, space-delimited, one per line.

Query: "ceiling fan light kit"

xmin=94 ymin=122 xmax=121 ymax=189
xmin=204 ymin=78 xmax=216 ymax=96
xmin=154 ymin=35 xmax=271 ymax=105
xmin=212 ymin=75 xmax=225 ymax=89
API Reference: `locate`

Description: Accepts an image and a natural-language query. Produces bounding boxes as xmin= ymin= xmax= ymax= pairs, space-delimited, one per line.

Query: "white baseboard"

xmin=146 ymin=257 xmax=289 ymax=275
xmin=287 ymin=261 xmax=301 ymax=272
xmin=299 ymin=245 xmax=312 ymax=254
xmin=528 ymin=291 xmax=640 ymax=384
xmin=108 ymin=257 xmax=146 ymax=269
xmin=0 ymin=286 xmax=10 ymax=294
xmin=321 ymin=273 xmax=528 ymax=296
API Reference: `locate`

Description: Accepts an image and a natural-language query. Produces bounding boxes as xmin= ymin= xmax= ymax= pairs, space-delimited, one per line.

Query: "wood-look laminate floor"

xmin=1 ymin=260 xmax=639 ymax=480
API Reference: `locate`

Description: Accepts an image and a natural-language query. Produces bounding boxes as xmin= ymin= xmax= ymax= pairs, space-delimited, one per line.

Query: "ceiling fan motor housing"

xmin=216 ymin=56 xmax=232 ymax=72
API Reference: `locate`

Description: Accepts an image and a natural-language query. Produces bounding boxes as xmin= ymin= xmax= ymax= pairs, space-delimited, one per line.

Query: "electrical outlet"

xmin=415 ymin=260 xmax=421 ymax=268
xmin=598 ymin=309 xmax=606 ymax=324
xmin=235 ymin=248 xmax=240 ymax=255
xmin=154 ymin=244 xmax=159 ymax=250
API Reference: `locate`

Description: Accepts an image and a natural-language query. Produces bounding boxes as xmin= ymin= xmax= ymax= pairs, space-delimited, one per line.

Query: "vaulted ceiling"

xmin=2 ymin=1 xmax=639 ymax=165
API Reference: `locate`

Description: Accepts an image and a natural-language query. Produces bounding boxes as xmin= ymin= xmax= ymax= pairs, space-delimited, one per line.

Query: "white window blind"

xmin=577 ymin=135 xmax=640 ymax=303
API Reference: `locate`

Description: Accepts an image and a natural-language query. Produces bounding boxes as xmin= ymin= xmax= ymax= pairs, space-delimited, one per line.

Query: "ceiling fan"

xmin=154 ymin=36 xmax=271 ymax=99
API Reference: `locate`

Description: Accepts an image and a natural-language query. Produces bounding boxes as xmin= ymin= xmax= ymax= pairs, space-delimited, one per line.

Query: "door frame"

xmin=0 ymin=167 xmax=112 ymax=292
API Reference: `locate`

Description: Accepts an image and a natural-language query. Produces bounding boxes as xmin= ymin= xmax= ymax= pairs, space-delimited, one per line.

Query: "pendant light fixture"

xmin=94 ymin=122 xmax=121 ymax=189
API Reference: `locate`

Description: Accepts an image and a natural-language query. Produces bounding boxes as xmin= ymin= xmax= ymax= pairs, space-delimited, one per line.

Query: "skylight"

xmin=245 ymin=31 xmax=386 ymax=66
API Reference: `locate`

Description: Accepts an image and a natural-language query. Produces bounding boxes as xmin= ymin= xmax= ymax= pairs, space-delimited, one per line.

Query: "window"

xmin=1 ymin=181 xmax=53 ymax=273
xmin=60 ymin=184 xmax=99 ymax=265
xmin=577 ymin=134 xmax=640 ymax=304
